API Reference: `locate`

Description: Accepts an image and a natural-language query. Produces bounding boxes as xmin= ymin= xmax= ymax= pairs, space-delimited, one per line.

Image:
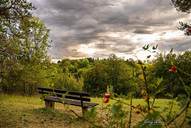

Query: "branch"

xmin=166 ymin=97 xmax=190 ymax=126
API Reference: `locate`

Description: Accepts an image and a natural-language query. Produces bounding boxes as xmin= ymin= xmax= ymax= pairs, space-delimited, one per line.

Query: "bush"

xmin=54 ymin=74 xmax=83 ymax=91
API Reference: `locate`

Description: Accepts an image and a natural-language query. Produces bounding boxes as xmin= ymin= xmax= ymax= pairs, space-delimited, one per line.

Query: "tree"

xmin=171 ymin=0 xmax=191 ymax=13
xmin=0 ymin=0 xmax=34 ymax=75
xmin=0 ymin=0 xmax=34 ymax=58
xmin=176 ymin=51 xmax=191 ymax=87
xmin=16 ymin=16 xmax=49 ymax=63
xmin=106 ymin=54 xmax=133 ymax=95
xmin=84 ymin=62 xmax=108 ymax=95
xmin=0 ymin=0 xmax=50 ymax=94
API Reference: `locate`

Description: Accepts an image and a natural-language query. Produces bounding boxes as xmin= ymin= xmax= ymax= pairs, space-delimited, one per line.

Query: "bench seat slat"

xmin=44 ymin=95 xmax=91 ymax=103
xmin=64 ymin=99 xmax=98 ymax=108
xmin=44 ymin=96 xmax=98 ymax=108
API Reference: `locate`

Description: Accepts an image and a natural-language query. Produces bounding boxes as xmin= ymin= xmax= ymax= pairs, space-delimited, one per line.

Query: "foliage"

xmin=0 ymin=0 xmax=34 ymax=61
xmin=54 ymin=73 xmax=83 ymax=91
xmin=178 ymin=22 xmax=191 ymax=36
xmin=0 ymin=0 xmax=50 ymax=95
xmin=171 ymin=0 xmax=191 ymax=13
xmin=84 ymin=61 xmax=108 ymax=95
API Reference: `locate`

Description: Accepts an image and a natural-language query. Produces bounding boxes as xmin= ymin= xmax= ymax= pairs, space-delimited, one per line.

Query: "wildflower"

xmin=103 ymin=93 xmax=111 ymax=103
xmin=169 ymin=65 xmax=177 ymax=73
xmin=103 ymin=97 xmax=109 ymax=103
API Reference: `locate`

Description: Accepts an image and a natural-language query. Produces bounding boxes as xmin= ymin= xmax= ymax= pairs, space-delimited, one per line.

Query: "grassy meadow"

xmin=0 ymin=94 xmax=183 ymax=128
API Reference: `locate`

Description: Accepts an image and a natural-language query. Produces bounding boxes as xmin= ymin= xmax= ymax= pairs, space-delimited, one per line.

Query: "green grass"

xmin=0 ymin=94 xmax=91 ymax=128
xmin=0 ymin=94 xmax=184 ymax=128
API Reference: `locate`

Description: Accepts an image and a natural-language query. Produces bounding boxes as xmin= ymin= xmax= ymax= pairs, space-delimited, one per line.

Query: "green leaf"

xmin=143 ymin=44 xmax=150 ymax=50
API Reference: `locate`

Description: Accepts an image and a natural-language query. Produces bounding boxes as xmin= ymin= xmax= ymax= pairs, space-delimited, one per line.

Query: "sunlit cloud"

xmin=77 ymin=44 xmax=97 ymax=57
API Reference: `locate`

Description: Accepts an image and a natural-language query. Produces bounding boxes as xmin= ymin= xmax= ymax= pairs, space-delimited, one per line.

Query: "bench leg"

xmin=45 ymin=100 xmax=55 ymax=109
xmin=82 ymin=107 xmax=87 ymax=116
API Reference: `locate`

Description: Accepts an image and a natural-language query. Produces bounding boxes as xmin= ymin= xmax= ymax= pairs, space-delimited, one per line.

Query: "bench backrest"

xmin=37 ymin=87 xmax=91 ymax=102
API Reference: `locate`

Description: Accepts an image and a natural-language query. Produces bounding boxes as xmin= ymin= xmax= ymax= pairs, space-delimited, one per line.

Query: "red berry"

xmin=103 ymin=97 xmax=109 ymax=103
xmin=187 ymin=27 xmax=191 ymax=33
xmin=169 ymin=65 xmax=177 ymax=73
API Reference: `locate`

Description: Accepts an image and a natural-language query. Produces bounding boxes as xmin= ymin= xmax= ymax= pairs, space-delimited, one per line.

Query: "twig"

xmin=165 ymin=72 xmax=191 ymax=126
xmin=178 ymin=68 xmax=191 ymax=78
xmin=166 ymin=98 xmax=190 ymax=126
xmin=69 ymin=110 xmax=81 ymax=118
xmin=128 ymin=94 xmax=133 ymax=128
xmin=179 ymin=108 xmax=188 ymax=128
xmin=140 ymin=64 xmax=150 ymax=111
xmin=159 ymin=114 xmax=168 ymax=128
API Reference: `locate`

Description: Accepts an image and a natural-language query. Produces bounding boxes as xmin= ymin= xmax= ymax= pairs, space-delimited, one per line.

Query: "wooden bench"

xmin=37 ymin=87 xmax=98 ymax=115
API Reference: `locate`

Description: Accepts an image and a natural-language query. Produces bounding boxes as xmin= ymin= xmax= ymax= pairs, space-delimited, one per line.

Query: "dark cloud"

xmin=174 ymin=40 xmax=191 ymax=51
xmin=29 ymin=0 xmax=190 ymax=59
xmin=93 ymin=37 xmax=137 ymax=53
xmin=159 ymin=38 xmax=191 ymax=52
xmin=133 ymin=29 xmax=153 ymax=34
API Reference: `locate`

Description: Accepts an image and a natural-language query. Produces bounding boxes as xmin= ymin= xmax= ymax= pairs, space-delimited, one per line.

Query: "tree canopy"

xmin=171 ymin=0 xmax=191 ymax=13
xmin=0 ymin=0 xmax=50 ymax=94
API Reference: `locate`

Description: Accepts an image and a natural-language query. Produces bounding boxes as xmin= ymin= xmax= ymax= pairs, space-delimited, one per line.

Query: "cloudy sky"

xmin=30 ymin=0 xmax=191 ymax=60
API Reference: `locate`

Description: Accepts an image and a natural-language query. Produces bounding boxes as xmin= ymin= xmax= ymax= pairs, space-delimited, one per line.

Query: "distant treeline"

xmin=1 ymin=51 xmax=191 ymax=98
